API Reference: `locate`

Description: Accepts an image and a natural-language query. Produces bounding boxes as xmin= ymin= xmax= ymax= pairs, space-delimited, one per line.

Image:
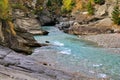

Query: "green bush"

xmin=61 ymin=0 xmax=75 ymax=13
xmin=112 ymin=4 xmax=120 ymax=25
xmin=12 ymin=3 xmax=28 ymax=12
xmin=94 ymin=0 xmax=105 ymax=5
xmin=87 ymin=1 xmax=94 ymax=15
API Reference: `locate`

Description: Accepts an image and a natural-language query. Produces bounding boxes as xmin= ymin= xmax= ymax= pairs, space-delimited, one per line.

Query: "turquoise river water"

xmin=34 ymin=26 xmax=120 ymax=80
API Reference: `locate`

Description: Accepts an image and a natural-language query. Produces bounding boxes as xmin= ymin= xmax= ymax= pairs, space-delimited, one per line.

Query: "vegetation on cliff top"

xmin=112 ymin=0 xmax=120 ymax=25
xmin=0 ymin=0 xmax=16 ymax=35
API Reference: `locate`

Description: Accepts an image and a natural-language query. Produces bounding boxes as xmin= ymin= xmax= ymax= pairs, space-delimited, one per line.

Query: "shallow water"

xmin=34 ymin=26 xmax=120 ymax=80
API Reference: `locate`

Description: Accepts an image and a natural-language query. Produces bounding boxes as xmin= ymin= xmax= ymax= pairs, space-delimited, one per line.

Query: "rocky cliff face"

xmin=0 ymin=0 xmax=47 ymax=54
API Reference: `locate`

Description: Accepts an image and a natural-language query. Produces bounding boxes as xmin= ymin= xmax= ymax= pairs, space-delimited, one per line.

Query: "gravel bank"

xmin=81 ymin=33 xmax=120 ymax=54
xmin=81 ymin=33 xmax=120 ymax=48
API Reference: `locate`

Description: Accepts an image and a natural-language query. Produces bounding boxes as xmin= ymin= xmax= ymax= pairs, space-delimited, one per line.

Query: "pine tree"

xmin=87 ymin=1 xmax=94 ymax=15
xmin=46 ymin=0 xmax=52 ymax=7
xmin=112 ymin=1 xmax=120 ymax=25
xmin=61 ymin=0 xmax=75 ymax=13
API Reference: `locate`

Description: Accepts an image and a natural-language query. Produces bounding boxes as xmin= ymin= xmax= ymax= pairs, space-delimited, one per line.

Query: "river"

xmin=34 ymin=26 xmax=120 ymax=80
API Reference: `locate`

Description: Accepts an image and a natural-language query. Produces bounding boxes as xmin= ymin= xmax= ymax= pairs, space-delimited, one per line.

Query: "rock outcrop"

xmin=67 ymin=21 xmax=114 ymax=35
xmin=0 ymin=20 xmax=41 ymax=55
xmin=0 ymin=46 xmax=109 ymax=80
xmin=37 ymin=10 xmax=56 ymax=26
xmin=13 ymin=8 xmax=49 ymax=35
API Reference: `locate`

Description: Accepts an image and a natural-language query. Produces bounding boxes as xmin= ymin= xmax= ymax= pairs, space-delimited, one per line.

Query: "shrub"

xmin=0 ymin=0 xmax=9 ymax=20
xmin=94 ymin=0 xmax=105 ymax=5
xmin=11 ymin=3 xmax=28 ymax=12
xmin=87 ymin=1 xmax=94 ymax=15
xmin=112 ymin=4 xmax=120 ymax=25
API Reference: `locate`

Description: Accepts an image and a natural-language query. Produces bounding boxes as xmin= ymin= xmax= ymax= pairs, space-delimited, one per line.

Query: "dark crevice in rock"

xmin=1 ymin=50 xmax=13 ymax=59
xmin=9 ymin=65 xmax=34 ymax=73
xmin=42 ymin=21 xmax=56 ymax=26
xmin=16 ymin=65 xmax=45 ymax=74
xmin=0 ymin=71 xmax=11 ymax=77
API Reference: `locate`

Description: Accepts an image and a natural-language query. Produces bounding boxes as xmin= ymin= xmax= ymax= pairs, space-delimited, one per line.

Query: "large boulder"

xmin=13 ymin=8 xmax=49 ymax=35
xmin=56 ymin=21 xmax=74 ymax=31
xmin=15 ymin=18 xmax=41 ymax=30
xmin=15 ymin=17 xmax=49 ymax=35
xmin=95 ymin=4 xmax=108 ymax=16
xmin=67 ymin=20 xmax=114 ymax=35
xmin=95 ymin=18 xmax=113 ymax=28
xmin=68 ymin=22 xmax=101 ymax=35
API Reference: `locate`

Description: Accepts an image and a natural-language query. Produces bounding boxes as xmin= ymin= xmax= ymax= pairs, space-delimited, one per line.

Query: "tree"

xmin=0 ymin=0 xmax=17 ymax=45
xmin=0 ymin=0 xmax=16 ymax=36
xmin=46 ymin=0 xmax=52 ymax=7
xmin=87 ymin=1 xmax=94 ymax=15
xmin=61 ymin=0 xmax=75 ymax=13
xmin=0 ymin=0 xmax=9 ymax=20
xmin=112 ymin=1 xmax=120 ymax=25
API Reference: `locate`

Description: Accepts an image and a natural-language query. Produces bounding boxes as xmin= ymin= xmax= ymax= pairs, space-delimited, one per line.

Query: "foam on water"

xmin=89 ymin=70 xmax=95 ymax=74
xmin=53 ymin=41 xmax=64 ymax=46
xmin=59 ymin=48 xmax=71 ymax=55
xmin=93 ymin=64 xmax=103 ymax=67
xmin=97 ymin=73 xmax=107 ymax=78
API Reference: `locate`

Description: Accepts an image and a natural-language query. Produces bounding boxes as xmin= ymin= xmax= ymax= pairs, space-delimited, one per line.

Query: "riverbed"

xmin=34 ymin=26 xmax=120 ymax=80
